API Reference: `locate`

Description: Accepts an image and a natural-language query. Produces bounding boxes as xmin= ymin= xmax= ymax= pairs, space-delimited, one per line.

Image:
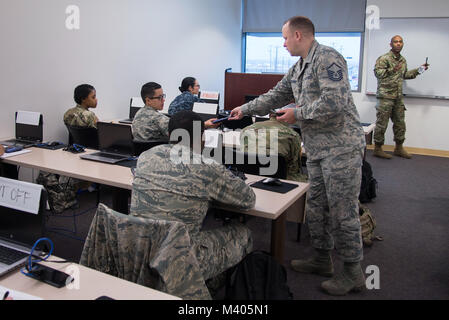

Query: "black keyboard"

xmin=97 ymin=152 xmax=127 ymax=160
xmin=0 ymin=246 xmax=28 ymax=265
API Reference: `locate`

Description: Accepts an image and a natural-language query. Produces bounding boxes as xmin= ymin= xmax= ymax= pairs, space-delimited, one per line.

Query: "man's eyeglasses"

xmin=149 ymin=94 xmax=166 ymax=101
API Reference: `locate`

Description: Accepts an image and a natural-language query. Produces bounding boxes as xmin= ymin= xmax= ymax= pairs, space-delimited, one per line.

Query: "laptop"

xmin=0 ymin=190 xmax=46 ymax=277
xmin=0 ymin=111 xmax=43 ymax=148
xmin=192 ymin=102 xmax=219 ymax=121
xmin=118 ymin=97 xmax=144 ymax=124
xmin=80 ymin=121 xmax=134 ymax=164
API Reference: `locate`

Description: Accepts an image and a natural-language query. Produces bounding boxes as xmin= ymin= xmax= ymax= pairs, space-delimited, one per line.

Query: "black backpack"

xmin=359 ymin=160 xmax=377 ymax=203
xmin=225 ymin=251 xmax=293 ymax=300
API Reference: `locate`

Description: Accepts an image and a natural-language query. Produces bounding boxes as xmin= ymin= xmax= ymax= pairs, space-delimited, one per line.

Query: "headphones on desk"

xmin=63 ymin=143 xmax=85 ymax=153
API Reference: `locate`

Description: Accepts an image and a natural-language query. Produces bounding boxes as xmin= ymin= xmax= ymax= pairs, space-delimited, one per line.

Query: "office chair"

xmin=80 ymin=203 xmax=211 ymax=300
xmin=133 ymin=139 xmax=169 ymax=156
xmin=66 ymin=125 xmax=99 ymax=149
xmin=222 ymin=148 xmax=287 ymax=179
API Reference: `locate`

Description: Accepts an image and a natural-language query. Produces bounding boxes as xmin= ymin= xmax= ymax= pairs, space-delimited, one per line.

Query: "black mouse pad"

xmin=250 ymin=179 xmax=298 ymax=194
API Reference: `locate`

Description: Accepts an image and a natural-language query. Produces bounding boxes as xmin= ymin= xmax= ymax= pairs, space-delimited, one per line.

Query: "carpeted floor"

xmin=43 ymin=150 xmax=449 ymax=300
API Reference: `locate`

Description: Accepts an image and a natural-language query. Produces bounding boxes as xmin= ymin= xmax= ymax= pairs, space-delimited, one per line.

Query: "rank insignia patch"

xmin=327 ymin=63 xmax=343 ymax=81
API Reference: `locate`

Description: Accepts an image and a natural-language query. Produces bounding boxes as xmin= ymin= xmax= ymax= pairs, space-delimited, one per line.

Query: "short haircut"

xmin=179 ymin=77 xmax=196 ymax=93
xmin=168 ymin=110 xmax=204 ymax=147
xmin=390 ymin=35 xmax=403 ymax=43
xmin=141 ymin=82 xmax=162 ymax=103
xmin=284 ymin=16 xmax=315 ymax=37
xmin=74 ymin=84 xmax=95 ymax=105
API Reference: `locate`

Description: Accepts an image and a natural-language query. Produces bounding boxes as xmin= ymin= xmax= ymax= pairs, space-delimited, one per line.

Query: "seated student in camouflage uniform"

xmin=63 ymin=84 xmax=99 ymax=128
xmin=132 ymin=82 xmax=219 ymax=143
xmin=168 ymin=77 xmax=201 ymax=116
xmin=130 ymin=110 xmax=255 ymax=281
xmin=132 ymin=82 xmax=170 ymax=142
xmin=240 ymin=111 xmax=308 ymax=182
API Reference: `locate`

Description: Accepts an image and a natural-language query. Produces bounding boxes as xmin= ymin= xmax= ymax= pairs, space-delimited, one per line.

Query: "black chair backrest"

xmin=133 ymin=140 xmax=169 ymax=156
xmin=222 ymin=148 xmax=287 ymax=179
xmin=66 ymin=125 xmax=99 ymax=149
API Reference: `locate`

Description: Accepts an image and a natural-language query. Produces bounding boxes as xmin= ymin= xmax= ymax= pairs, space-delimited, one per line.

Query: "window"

xmin=243 ymin=32 xmax=363 ymax=91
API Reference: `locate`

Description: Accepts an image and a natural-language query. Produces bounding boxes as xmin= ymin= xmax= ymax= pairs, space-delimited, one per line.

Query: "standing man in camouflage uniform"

xmin=63 ymin=84 xmax=99 ymax=128
xmin=131 ymin=110 xmax=255 ymax=282
xmin=240 ymin=112 xmax=307 ymax=182
xmin=373 ymin=35 xmax=429 ymax=159
xmin=230 ymin=16 xmax=366 ymax=295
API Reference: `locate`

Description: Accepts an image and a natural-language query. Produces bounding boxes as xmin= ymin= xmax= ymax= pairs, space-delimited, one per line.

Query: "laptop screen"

xmin=0 ymin=191 xmax=46 ymax=248
xmin=97 ymin=122 xmax=134 ymax=155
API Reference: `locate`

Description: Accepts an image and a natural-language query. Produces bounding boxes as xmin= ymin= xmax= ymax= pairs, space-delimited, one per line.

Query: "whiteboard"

xmin=365 ymin=17 xmax=449 ymax=99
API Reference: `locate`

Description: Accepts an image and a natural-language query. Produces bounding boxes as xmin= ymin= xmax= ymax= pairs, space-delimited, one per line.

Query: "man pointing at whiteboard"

xmin=373 ymin=35 xmax=429 ymax=159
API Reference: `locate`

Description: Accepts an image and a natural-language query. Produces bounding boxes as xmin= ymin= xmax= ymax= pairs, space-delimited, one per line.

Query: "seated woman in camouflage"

xmin=168 ymin=77 xmax=201 ymax=116
xmin=131 ymin=110 xmax=255 ymax=282
xmin=63 ymin=84 xmax=99 ymax=128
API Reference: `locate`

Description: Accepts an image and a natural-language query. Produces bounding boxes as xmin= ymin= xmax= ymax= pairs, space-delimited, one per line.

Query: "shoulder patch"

xmin=326 ymin=63 xmax=343 ymax=81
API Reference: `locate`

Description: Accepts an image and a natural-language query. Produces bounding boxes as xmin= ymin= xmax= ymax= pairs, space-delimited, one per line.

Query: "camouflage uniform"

xmin=240 ymin=40 xmax=366 ymax=262
xmin=130 ymin=144 xmax=255 ymax=280
xmin=131 ymin=106 xmax=169 ymax=142
xmin=63 ymin=105 xmax=97 ymax=128
xmin=374 ymin=51 xmax=419 ymax=145
xmin=168 ymin=91 xmax=200 ymax=115
xmin=239 ymin=117 xmax=307 ymax=182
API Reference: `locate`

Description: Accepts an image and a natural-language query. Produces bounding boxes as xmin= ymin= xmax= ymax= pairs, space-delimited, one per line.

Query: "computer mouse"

xmin=262 ymin=177 xmax=282 ymax=186
xmin=49 ymin=141 xmax=62 ymax=146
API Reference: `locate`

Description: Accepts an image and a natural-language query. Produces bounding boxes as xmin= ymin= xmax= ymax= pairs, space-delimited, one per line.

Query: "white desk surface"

xmin=2 ymin=147 xmax=309 ymax=221
xmin=3 ymin=147 xmax=134 ymax=190
xmin=0 ymin=259 xmax=180 ymax=300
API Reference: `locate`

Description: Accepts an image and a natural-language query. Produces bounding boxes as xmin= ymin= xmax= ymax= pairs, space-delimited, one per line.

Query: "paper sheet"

xmin=200 ymin=91 xmax=219 ymax=100
xmin=0 ymin=285 xmax=43 ymax=300
xmin=0 ymin=149 xmax=32 ymax=159
xmin=193 ymin=102 xmax=218 ymax=115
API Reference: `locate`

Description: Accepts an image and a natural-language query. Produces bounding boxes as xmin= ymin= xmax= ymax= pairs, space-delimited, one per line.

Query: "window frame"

xmin=242 ymin=32 xmax=364 ymax=92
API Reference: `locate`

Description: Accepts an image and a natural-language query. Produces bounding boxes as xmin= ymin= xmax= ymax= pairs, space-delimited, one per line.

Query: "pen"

xmin=425 ymin=57 xmax=428 ymax=65
xmin=2 ymin=291 xmax=9 ymax=300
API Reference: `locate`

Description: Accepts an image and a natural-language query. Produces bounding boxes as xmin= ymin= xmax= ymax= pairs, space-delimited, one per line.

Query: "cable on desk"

xmin=20 ymin=238 xmax=54 ymax=279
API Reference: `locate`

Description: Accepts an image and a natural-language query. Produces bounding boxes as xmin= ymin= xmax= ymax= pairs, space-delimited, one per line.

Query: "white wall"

xmin=354 ymin=0 xmax=449 ymax=151
xmin=0 ymin=0 xmax=242 ymax=143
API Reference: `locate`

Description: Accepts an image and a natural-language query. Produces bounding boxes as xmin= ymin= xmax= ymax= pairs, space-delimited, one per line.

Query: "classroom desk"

xmin=0 ymin=258 xmax=180 ymax=300
xmin=2 ymin=147 xmax=309 ymax=264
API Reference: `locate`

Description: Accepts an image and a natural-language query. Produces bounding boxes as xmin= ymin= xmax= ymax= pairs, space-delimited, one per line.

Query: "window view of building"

xmin=244 ymin=32 xmax=362 ymax=91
